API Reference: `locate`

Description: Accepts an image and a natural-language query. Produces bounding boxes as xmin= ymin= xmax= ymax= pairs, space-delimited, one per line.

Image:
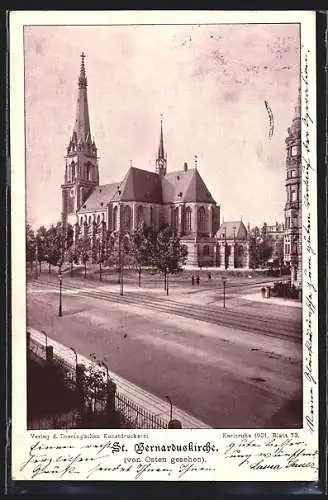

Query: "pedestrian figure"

xmin=208 ymin=272 xmax=211 ymax=281
xmin=196 ymin=275 xmax=200 ymax=286
xmin=191 ymin=275 xmax=195 ymax=286
xmin=261 ymin=286 xmax=266 ymax=298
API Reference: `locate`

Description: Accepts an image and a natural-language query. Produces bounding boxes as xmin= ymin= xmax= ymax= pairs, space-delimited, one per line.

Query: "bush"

xmin=271 ymin=282 xmax=299 ymax=299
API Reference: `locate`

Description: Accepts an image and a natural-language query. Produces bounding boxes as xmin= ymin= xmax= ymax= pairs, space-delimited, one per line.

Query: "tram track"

xmin=30 ymin=278 xmax=302 ymax=343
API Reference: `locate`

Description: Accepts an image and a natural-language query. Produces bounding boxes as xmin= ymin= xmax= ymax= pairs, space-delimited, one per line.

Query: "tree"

xmin=130 ymin=224 xmax=156 ymax=287
xmin=249 ymin=226 xmax=273 ymax=268
xmin=92 ymin=227 xmax=106 ymax=281
xmin=26 ymin=224 xmax=36 ymax=271
xmin=35 ymin=225 xmax=48 ymax=272
xmin=103 ymin=231 xmax=132 ymax=291
xmin=259 ymin=240 xmax=273 ymax=265
xmin=153 ymin=226 xmax=188 ymax=295
xmin=46 ymin=222 xmax=65 ymax=272
xmin=76 ymin=231 xmax=90 ymax=279
xmin=65 ymin=245 xmax=79 ymax=277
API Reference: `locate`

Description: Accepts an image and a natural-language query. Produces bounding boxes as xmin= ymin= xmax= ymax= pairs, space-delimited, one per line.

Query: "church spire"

xmin=62 ymin=53 xmax=99 ymax=227
xmin=158 ymin=116 xmax=165 ymax=159
xmin=71 ymin=52 xmax=92 ymax=147
xmin=156 ymin=114 xmax=167 ymax=176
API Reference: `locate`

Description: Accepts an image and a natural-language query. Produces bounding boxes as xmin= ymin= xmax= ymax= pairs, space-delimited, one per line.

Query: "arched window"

xmin=113 ymin=206 xmax=118 ymax=230
xmin=203 ymin=245 xmax=210 ymax=256
xmin=123 ymin=205 xmax=132 ymax=231
xmin=238 ymin=246 xmax=244 ymax=256
xmin=174 ymin=207 xmax=179 ymax=232
xmin=88 ymin=216 xmax=91 ymax=224
xmin=198 ymin=206 xmax=206 ymax=233
xmin=71 ymin=162 xmax=75 ymax=181
xmin=137 ymin=206 xmax=144 ymax=227
xmin=150 ymin=206 xmax=154 ymax=226
xmin=97 ymin=214 xmax=100 ymax=224
xmin=185 ymin=206 xmax=192 ymax=233
xmin=80 ymin=217 xmax=83 ymax=225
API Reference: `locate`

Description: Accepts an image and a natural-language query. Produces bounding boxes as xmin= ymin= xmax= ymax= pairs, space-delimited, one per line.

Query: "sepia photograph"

xmin=23 ymin=22 xmax=304 ymax=432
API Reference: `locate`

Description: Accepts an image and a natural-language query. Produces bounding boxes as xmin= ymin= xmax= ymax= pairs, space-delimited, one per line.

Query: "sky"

xmin=24 ymin=23 xmax=300 ymax=229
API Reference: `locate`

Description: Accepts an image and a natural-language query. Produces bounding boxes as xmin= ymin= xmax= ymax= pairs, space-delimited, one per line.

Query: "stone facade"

xmin=215 ymin=221 xmax=250 ymax=269
xmin=61 ymin=54 xmax=221 ymax=267
xmin=284 ymin=90 xmax=302 ymax=288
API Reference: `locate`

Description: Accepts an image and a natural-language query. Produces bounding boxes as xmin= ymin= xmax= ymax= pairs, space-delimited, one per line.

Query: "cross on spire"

xmin=194 ymin=154 xmax=198 ymax=168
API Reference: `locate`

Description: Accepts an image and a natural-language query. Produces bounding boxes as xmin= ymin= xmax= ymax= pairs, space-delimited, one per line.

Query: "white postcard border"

xmin=10 ymin=10 xmax=319 ymax=482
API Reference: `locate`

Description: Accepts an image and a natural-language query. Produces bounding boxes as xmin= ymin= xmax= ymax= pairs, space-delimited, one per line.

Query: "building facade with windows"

xmin=261 ymin=222 xmax=285 ymax=263
xmin=283 ymin=89 xmax=302 ymax=288
xmin=215 ymin=221 xmax=250 ymax=269
xmin=61 ymin=54 xmax=221 ymax=266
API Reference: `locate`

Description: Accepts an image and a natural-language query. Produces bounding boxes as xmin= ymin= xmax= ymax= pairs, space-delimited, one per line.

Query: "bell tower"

xmin=284 ymin=88 xmax=302 ymax=288
xmin=61 ymin=52 xmax=99 ymax=226
xmin=155 ymin=115 xmax=167 ymax=176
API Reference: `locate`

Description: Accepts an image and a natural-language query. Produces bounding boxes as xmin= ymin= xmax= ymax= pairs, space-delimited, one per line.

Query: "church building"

xmin=61 ymin=53 xmax=222 ymax=267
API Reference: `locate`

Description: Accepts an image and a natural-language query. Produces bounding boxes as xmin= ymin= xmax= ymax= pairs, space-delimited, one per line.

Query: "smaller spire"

xmin=155 ymin=114 xmax=167 ymax=176
xmin=158 ymin=114 xmax=165 ymax=159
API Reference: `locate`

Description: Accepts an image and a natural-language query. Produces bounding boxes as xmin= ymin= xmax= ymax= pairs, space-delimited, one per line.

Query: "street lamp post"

xmin=165 ymin=395 xmax=173 ymax=422
xmin=223 ymin=228 xmax=227 ymax=269
xmin=120 ymin=245 xmax=124 ymax=296
xmin=69 ymin=346 xmax=78 ymax=372
xmin=58 ymin=269 xmax=63 ymax=317
xmin=35 ymin=240 xmax=39 ymax=280
xmin=102 ymin=361 xmax=110 ymax=383
xmin=41 ymin=330 xmax=48 ymax=349
xmin=222 ymin=276 xmax=227 ymax=308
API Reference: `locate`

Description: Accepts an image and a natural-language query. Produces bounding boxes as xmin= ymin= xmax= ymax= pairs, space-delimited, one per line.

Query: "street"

xmin=27 ymin=272 xmax=302 ymax=428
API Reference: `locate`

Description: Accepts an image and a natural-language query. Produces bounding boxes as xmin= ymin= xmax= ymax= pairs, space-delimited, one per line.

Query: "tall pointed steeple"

xmin=62 ymin=53 xmax=99 ymax=226
xmin=72 ymin=52 xmax=92 ymax=146
xmin=156 ymin=115 xmax=167 ymax=176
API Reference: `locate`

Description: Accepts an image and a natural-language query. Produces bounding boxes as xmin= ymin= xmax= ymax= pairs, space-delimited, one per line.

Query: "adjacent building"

xmin=261 ymin=222 xmax=285 ymax=263
xmin=283 ymin=89 xmax=302 ymax=288
xmin=216 ymin=221 xmax=249 ymax=269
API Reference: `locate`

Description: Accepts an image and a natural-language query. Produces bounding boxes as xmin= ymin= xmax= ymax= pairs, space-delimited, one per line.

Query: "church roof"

xmin=78 ymin=166 xmax=216 ymax=213
xmin=118 ymin=167 xmax=163 ymax=203
xmin=162 ymin=168 xmax=216 ymax=204
xmin=216 ymin=221 xmax=248 ymax=240
xmin=78 ymin=183 xmax=118 ymax=212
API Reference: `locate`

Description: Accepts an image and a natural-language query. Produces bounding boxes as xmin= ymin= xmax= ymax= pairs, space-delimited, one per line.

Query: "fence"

xmin=116 ymin=391 xmax=167 ymax=429
xmin=27 ymin=332 xmax=168 ymax=429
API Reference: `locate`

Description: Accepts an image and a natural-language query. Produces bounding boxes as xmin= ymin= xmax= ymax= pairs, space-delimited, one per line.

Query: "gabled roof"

xmin=161 ymin=168 xmax=215 ymax=204
xmin=78 ymin=183 xmax=117 ymax=212
xmin=216 ymin=221 xmax=248 ymax=240
xmin=78 ymin=166 xmax=216 ymax=212
xmin=118 ymin=167 xmax=163 ymax=203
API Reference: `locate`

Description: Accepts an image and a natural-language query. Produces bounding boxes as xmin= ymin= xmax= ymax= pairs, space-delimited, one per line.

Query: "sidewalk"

xmin=28 ymin=327 xmax=211 ymax=429
xmin=240 ymin=292 xmax=302 ymax=308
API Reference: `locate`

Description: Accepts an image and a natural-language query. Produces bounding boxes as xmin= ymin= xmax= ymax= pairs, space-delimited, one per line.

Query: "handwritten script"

xmin=17 ymin=433 xmax=320 ymax=480
xmin=301 ymin=49 xmax=317 ymax=436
